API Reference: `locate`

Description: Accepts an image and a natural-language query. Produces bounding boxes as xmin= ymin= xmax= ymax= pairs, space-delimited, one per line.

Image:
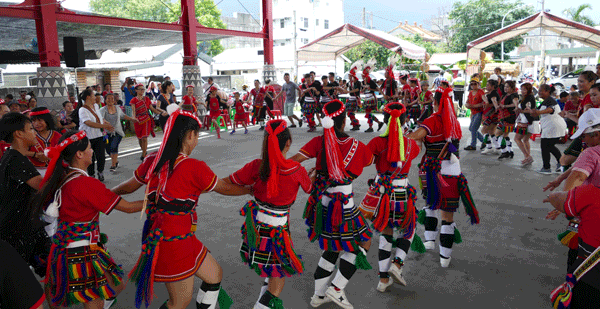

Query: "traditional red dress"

xmin=407 ymin=86 xmax=422 ymax=119
xmin=133 ymin=152 xmax=217 ymax=282
xmin=230 ymin=159 xmax=312 ymax=277
xmin=360 ymin=136 xmax=420 ymax=235
xmin=299 ymin=135 xmax=374 ymax=252
xmin=29 ymin=130 xmax=62 ymax=167
xmin=207 ymin=95 xmax=222 ymax=118
xmin=233 ymin=100 xmax=247 ymax=122
xmin=251 ymin=88 xmax=267 ymax=121
xmin=131 ymin=96 xmax=154 ymax=139
xmin=182 ymin=95 xmax=198 ymax=113
xmin=46 ymin=172 xmax=124 ymax=307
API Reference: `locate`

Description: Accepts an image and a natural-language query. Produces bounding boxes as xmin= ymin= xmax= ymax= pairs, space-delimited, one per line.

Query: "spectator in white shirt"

xmin=78 ymin=89 xmax=113 ymax=181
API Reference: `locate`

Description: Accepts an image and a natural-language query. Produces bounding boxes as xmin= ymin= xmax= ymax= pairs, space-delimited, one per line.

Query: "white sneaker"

xmin=423 ymin=241 xmax=435 ymax=250
xmin=326 ymin=286 xmax=354 ymax=309
xmin=389 ymin=263 xmax=407 ymax=286
xmin=481 ymin=148 xmax=493 ymax=155
xmin=103 ymin=299 xmax=116 ymax=309
xmin=310 ymin=294 xmax=332 ymax=307
xmin=376 ymin=277 xmax=394 ymax=292
xmin=440 ymin=256 xmax=451 ymax=268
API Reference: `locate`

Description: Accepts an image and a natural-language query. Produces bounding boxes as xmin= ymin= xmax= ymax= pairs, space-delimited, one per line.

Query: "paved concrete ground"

xmin=91 ymin=113 xmax=569 ymax=309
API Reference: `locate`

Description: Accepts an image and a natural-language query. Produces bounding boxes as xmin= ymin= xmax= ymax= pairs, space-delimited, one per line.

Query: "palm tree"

xmin=563 ymin=4 xmax=595 ymax=26
xmin=562 ymin=4 xmax=595 ymax=72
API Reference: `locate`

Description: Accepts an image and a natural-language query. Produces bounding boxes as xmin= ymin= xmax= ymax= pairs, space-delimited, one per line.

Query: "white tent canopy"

xmin=297 ymin=23 xmax=427 ymax=62
xmin=467 ymin=11 xmax=600 ymax=60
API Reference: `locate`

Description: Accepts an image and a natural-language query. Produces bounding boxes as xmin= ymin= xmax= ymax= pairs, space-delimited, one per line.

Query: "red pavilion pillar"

xmin=262 ymin=0 xmax=276 ymax=82
xmin=180 ymin=0 xmax=203 ymax=100
xmin=33 ymin=0 xmax=68 ymax=109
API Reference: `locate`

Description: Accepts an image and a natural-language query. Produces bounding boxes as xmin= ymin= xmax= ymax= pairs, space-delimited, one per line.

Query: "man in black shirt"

xmin=362 ymin=74 xmax=384 ymax=132
xmin=0 ymin=112 xmax=49 ymax=278
xmin=307 ymin=75 xmax=323 ymax=130
xmin=382 ymin=70 xmax=398 ymax=104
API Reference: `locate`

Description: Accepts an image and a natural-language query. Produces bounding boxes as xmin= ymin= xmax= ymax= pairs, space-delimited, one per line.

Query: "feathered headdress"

xmin=386 ymin=54 xmax=399 ymax=81
xmin=362 ymin=58 xmax=376 ymax=83
xmin=349 ymin=59 xmax=364 ymax=80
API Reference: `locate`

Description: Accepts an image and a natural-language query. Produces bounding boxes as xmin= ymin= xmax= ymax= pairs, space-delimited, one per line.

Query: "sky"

xmin=5 ymin=0 xmax=600 ymax=32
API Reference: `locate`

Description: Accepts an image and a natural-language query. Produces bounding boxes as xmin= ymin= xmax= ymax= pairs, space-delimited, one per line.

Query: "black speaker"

xmin=63 ymin=37 xmax=85 ymax=68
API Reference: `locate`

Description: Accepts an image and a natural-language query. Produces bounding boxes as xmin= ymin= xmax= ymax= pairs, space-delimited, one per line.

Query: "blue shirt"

xmin=123 ymin=86 xmax=135 ymax=106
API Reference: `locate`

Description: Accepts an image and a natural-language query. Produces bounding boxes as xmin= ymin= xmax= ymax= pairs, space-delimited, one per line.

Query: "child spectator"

xmin=231 ymin=92 xmax=248 ymax=134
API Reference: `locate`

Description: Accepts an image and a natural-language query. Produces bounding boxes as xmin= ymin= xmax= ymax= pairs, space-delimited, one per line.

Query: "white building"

xmin=221 ymin=12 xmax=262 ymax=49
xmin=264 ymin=0 xmax=344 ymax=48
xmin=513 ymin=26 xmax=600 ymax=78
xmin=212 ymin=0 xmax=345 ymax=84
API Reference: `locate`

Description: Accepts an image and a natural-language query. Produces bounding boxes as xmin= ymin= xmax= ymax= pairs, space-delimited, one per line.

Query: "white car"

xmin=549 ymin=71 xmax=580 ymax=93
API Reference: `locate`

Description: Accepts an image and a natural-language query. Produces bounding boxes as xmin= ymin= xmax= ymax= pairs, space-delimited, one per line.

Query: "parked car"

xmin=549 ymin=71 xmax=580 ymax=93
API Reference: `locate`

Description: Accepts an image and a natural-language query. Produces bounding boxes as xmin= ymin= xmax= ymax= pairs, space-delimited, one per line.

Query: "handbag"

xmin=551 ymin=244 xmax=600 ymax=308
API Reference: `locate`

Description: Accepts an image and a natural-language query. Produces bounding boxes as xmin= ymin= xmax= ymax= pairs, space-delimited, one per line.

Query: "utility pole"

xmin=293 ymin=10 xmax=298 ymax=82
xmin=369 ymin=11 xmax=373 ymax=29
xmin=539 ymin=0 xmax=546 ymax=83
xmin=362 ymin=8 xmax=366 ymax=28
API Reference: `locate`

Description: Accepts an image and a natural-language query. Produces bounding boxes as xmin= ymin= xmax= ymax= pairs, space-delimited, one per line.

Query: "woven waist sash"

xmin=240 ymin=200 xmax=303 ymax=274
xmin=129 ymin=208 xmax=196 ymax=308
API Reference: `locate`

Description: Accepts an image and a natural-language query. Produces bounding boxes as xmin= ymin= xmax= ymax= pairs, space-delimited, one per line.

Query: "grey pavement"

xmin=93 ymin=113 xmax=569 ymax=309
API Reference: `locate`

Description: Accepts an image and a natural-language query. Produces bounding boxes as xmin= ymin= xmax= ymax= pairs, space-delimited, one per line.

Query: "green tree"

xmin=342 ymin=34 xmax=449 ymax=72
xmin=562 ymin=4 xmax=595 ymax=71
xmin=343 ymin=41 xmax=393 ymax=72
xmin=563 ymin=4 xmax=595 ymax=26
xmin=449 ymin=0 xmax=534 ymax=58
xmin=89 ymin=0 xmax=226 ymax=56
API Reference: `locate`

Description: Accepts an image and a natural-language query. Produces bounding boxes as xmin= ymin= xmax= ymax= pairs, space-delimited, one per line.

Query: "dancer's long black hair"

xmin=30 ymin=130 xmax=89 ymax=221
xmin=259 ymin=121 xmax=292 ymax=182
xmin=383 ymin=103 xmax=407 ymax=125
xmin=152 ymin=115 xmax=201 ymax=175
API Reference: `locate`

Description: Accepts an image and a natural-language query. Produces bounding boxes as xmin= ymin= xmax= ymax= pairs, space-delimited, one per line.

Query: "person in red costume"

xmin=111 ymin=109 xmax=251 ymax=309
xmin=225 ymin=119 xmax=315 ymax=309
xmin=290 ymin=100 xmax=375 ymax=309
xmin=359 ymin=102 xmax=424 ymax=292
xmin=407 ymin=88 xmax=480 ymax=268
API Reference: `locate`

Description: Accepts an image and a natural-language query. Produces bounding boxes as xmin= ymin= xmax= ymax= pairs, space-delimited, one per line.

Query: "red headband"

xmin=0 ymin=99 xmax=4 ymax=105
xmin=435 ymin=87 xmax=462 ymax=141
xmin=144 ymin=110 xmax=202 ymax=186
xmin=381 ymin=103 xmax=406 ymax=165
xmin=135 ymin=83 xmax=144 ymax=89
xmin=210 ymin=86 xmax=217 ymax=92
xmin=321 ymin=100 xmax=348 ymax=182
xmin=29 ymin=109 xmax=51 ymax=117
xmin=186 ymin=85 xmax=194 ymax=88
xmin=41 ymin=131 xmax=87 ymax=188
xmin=264 ymin=119 xmax=299 ymax=198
